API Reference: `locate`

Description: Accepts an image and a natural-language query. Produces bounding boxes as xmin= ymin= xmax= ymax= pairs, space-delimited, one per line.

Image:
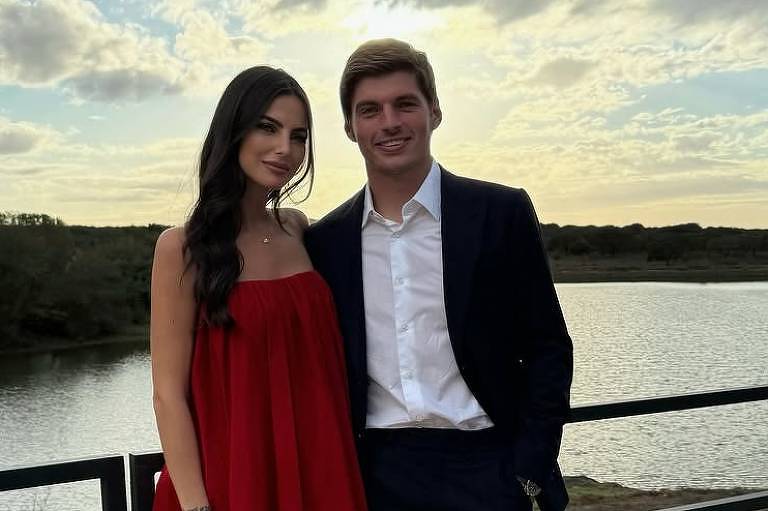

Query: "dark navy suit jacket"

xmin=305 ymin=168 xmax=573 ymax=510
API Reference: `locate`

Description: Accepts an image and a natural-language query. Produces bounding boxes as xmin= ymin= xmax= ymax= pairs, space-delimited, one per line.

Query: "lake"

xmin=1 ymin=282 xmax=767 ymax=510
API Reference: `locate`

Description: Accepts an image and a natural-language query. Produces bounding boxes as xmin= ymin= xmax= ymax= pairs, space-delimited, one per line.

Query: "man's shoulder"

xmin=443 ymin=168 xmax=529 ymax=207
xmin=307 ymin=190 xmax=363 ymax=236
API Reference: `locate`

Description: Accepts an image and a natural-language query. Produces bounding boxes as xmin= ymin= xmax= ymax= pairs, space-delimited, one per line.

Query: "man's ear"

xmin=431 ymin=103 xmax=442 ymax=130
xmin=344 ymin=122 xmax=356 ymax=142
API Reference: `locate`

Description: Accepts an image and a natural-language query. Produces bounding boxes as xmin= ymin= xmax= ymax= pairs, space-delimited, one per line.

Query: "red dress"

xmin=153 ymin=271 xmax=367 ymax=511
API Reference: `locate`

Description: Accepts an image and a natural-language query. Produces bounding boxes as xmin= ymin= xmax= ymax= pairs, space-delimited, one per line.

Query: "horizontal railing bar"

xmin=654 ymin=490 xmax=768 ymax=511
xmin=0 ymin=455 xmax=125 ymax=492
xmin=569 ymin=384 xmax=768 ymax=423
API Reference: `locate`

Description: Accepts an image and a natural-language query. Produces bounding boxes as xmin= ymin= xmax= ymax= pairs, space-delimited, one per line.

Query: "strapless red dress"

xmin=153 ymin=271 xmax=367 ymax=511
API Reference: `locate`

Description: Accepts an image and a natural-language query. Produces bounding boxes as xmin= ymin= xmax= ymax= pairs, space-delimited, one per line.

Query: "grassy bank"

xmin=550 ymin=255 xmax=768 ymax=283
xmin=0 ymin=323 xmax=149 ymax=356
xmin=565 ymin=476 xmax=762 ymax=510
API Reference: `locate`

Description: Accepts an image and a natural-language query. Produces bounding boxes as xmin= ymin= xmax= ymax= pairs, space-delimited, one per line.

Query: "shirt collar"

xmin=362 ymin=160 xmax=442 ymax=227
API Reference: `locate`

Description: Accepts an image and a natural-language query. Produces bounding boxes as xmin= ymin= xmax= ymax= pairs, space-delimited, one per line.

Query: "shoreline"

xmin=550 ymin=260 xmax=768 ymax=283
xmin=553 ymin=269 xmax=768 ymax=283
xmin=565 ymin=476 xmax=764 ymax=510
xmin=0 ymin=324 xmax=149 ymax=356
xmin=2 ymin=274 xmax=767 ymax=356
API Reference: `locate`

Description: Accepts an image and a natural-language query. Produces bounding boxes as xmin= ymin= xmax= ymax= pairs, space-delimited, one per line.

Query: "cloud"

xmin=0 ymin=118 xmax=60 ymax=155
xmin=526 ymin=57 xmax=597 ymax=88
xmin=174 ymin=10 xmax=269 ymax=67
xmin=379 ymin=0 xmax=556 ymax=22
xmin=63 ymin=68 xmax=184 ymax=102
xmin=152 ymin=0 xmax=200 ymax=23
xmin=0 ymin=126 xmax=41 ymax=155
xmin=0 ymin=0 xmax=188 ymax=102
xmin=1 ymin=135 xmax=201 ymax=226
xmin=650 ymin=0 xmax=768 ymax=25
xmin=275 ymin=0 xmax=328 ymax=9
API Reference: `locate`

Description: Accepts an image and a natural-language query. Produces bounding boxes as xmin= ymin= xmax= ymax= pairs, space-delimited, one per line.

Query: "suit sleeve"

xmin=510 ymin=189 xmax=574 ymax=485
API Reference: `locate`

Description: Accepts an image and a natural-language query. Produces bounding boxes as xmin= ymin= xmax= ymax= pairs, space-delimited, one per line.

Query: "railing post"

xmin=99 ymin=455 xmax=127 ymax=511
xmin=129 ymin=452 xmax=165 ymax=511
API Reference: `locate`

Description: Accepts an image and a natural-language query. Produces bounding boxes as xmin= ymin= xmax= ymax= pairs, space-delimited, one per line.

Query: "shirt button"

xmin=392 ymin=232 xmax=400 ymax=239
xmin=395 ymin=276 xmax=404 ymax=285
xmin=403 ymin=371 xmax=413 ymax=380
xmin=400 ymin=324 xmax=409 ymax=333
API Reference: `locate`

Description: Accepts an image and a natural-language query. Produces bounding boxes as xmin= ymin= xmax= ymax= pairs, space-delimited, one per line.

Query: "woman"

xmin=150 ymin=67 xmax=367 ymax=511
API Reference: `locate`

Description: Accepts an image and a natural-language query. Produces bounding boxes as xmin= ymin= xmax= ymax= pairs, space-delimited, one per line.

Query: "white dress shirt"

xmin=362 ymin=161 xmax=493 ymax=430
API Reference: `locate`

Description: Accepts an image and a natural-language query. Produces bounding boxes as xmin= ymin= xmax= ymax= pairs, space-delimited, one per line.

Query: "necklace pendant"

xmin=262 ymin=237 xmax=271 ymax=244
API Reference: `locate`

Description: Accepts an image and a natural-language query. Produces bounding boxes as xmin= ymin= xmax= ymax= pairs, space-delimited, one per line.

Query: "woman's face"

xmin=238 ymin=94 xmax=308 ymax=192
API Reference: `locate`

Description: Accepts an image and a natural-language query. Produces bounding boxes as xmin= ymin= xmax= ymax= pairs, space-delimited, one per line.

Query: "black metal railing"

xmin=1 ymin=384 xmax=767 ymax=510
xmin=655 ymin=490 xmax=768 ymax=511
xmin=0 ymin=455 xmax=127 ymax=511
xmin=569 ymin=384 xmax=768 ymax=423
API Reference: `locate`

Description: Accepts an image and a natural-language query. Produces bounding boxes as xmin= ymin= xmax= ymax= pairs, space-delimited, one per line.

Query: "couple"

xmin=150 ymin=39 xmax=573 ymax=511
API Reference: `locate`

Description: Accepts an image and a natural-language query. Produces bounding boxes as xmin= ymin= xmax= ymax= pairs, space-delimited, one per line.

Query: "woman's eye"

xmin=291 ymin=133 xmax=307 ymax=143
xmin=257 ymin=122 xmax=277 ymax=133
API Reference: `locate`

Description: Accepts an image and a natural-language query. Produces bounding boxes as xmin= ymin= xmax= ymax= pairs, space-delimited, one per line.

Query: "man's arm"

xmin=510 ymin=189 xmax=574 ymax=486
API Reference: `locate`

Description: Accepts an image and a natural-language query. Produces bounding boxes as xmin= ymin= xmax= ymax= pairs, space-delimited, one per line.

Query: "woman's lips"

xmin=263 ymin=160 xmax=290 ymax=174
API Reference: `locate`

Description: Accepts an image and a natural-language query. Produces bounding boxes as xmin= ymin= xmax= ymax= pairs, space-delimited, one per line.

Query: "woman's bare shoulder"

xmin=156 ymin=226 xmax=186 ymax=252
xmin=154 ymin=226 xmax=188 ymax=269
xmin=278 ymin=208 xmax=309 ymax=233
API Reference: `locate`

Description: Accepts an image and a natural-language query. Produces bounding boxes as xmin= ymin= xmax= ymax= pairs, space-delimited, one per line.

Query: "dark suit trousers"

xmin=362 ymin=428 xmax=532 ymax=511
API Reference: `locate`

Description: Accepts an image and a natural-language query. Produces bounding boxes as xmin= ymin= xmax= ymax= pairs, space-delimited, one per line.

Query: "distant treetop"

xmin=0 ymin=211 xmax=65 ymax=226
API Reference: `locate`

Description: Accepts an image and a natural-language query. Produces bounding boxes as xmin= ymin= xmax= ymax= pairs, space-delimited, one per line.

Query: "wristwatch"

xmin=516 ymin=476 xmax=542 ymax=499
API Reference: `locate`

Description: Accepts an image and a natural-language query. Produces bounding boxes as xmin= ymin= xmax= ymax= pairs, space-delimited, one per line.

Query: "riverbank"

xmin=550 ymin=256 xmax=768 ymax=283
xmin=565 ymin=476 xmax=762 ymax=510
xmin=0 ymin=324 xmax=148 ymax=356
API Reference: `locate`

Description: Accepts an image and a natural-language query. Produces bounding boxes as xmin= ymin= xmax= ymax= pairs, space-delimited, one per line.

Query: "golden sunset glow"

xmin=1 ymin=0 xmax=767 ymax=228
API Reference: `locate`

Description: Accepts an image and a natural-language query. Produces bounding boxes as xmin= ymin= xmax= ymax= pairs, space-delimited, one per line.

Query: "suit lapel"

xmin=334 ymin=190 xmax=368 ymax=391
xmin=441 ymin=169 xmax=485 ymax=364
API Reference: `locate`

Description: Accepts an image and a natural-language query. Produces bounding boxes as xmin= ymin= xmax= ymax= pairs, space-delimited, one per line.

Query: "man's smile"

xmin=374 ymin=137 xmax=411 ymax=152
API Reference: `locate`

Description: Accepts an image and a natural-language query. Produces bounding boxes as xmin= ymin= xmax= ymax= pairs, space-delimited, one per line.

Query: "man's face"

xmin=346 ymin=70 xmax=441 ymax=178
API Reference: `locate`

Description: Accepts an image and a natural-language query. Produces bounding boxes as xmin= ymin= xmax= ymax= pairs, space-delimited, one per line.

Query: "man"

xmin=305 ymin=39 xmax=573 ymax=511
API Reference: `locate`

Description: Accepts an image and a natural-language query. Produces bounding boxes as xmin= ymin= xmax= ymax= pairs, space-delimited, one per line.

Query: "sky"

xmin=1 ymin=0 xmax=767 ymax=228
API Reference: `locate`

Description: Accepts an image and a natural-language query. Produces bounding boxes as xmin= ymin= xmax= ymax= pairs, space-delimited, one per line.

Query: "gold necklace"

xmin=261 ymin=211 xmax=273 ymax=244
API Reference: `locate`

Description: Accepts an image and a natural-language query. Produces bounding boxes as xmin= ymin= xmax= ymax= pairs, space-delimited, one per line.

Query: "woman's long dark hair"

xmin=183 ymin=66 xmax=315 ymax=327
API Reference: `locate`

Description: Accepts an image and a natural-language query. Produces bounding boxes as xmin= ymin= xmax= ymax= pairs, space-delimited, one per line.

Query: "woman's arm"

xmin=150 ymin=227 xmax=209 ymax=510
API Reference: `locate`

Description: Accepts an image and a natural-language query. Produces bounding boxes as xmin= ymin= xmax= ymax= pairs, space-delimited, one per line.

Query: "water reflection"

xmin=0 ymin=342 xmax=147 ymax=382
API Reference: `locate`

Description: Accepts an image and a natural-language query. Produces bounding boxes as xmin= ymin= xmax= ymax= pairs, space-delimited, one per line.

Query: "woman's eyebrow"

xmin=261 ymin=115 xmax=283 ymax=127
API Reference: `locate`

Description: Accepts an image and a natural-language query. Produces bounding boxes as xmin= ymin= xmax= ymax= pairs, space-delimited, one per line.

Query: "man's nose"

xmin=381 ymin=104 xmax=402 ymax=131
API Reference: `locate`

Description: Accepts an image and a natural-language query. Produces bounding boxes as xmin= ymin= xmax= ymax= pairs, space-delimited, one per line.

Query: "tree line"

xmin=1 ymin=212 xmax=767 ymax=351
xmin=0 ymin=212 xmax=164 ymax=350
xmin=541 ymin=222 xmax=768 ymax=264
